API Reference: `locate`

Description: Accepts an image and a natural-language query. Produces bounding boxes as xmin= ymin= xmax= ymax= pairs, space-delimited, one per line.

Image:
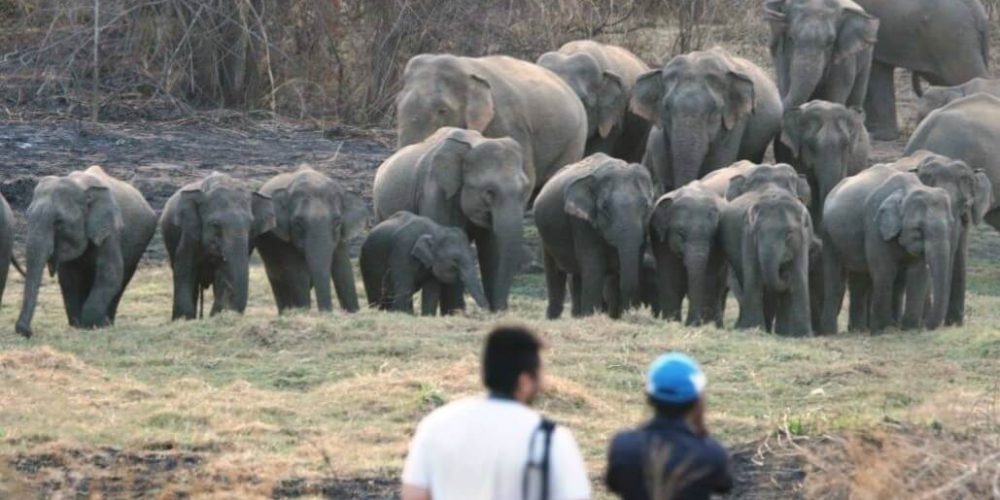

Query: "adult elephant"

xmin=916 ymin=78 xmax=1000 ymax=124
xmin=537 ymin=40 xmax=652 ymax=162
xmin=634 ymin=48 xmax=782 ymax=193
xmin=535 ymin=153 xmax=654 ymax=319
xmin=374 ymin=127 xmax=530 ymax=312
xmin=15 ymin=166 xmax=157 ymax=338
xmin=161 ymin=173 xmax=276 ymax=320
xmin=821 ymin=165 xmax=955 ymax=333
xmin=255 ymin=167 xmax=368 ymax=314
xmin=396 ymin=54 xmax=587 ymax=196
xmin=0 ymin=193 xmax=19 ymax=310
xmin=891 ymin=151 xmax=991 ymax=326
xmin=780 ymin=100 xmax=870 ymax=223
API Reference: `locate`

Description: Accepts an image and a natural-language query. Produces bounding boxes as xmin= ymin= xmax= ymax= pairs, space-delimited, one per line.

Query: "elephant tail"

xmin=10 ymin=255 xmax=24 ymax=278
xmin=911 ymin=72 xmax=924 ymax=98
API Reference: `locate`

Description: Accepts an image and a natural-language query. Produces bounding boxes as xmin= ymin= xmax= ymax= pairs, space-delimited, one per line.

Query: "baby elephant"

xmin=916 ymin=77 xmax=1000 ymax=124
xmin=534 ymin=153 xmax=654 ymax=319
xmin=360 ymin=212 xmax=488 ymax=315
xmin=649 ymin=182 xmax=727 ymax=326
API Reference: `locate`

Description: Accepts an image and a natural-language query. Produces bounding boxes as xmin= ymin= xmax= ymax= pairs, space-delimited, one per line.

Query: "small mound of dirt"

xmin=273 ymin=475 xmax=398 ymax=499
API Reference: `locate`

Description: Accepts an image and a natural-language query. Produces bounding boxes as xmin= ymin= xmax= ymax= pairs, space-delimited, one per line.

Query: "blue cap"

xmin=646 ymin=353 xmax=706 ymax=404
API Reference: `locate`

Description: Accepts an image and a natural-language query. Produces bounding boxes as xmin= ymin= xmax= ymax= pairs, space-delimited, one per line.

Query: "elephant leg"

xmin=107 ymin=257 xmax=141 ymax=323
xmin=79 ymin=243 xmax=124 ymax=329
xmin=543 ymin=252 xmax=567 ymax=320
xmin=808 ymin=260 xmax=823 ymax=334
xmin=762 ymin=293 xmax=776 ymax=333
xmin=864 ymin=61 xmax=899 ymax=141
xmin=606 ymin=274 xmax=624 ymax=320
xmin=847 ymin=273 xmax=871 ymax=333
xmin=900 ymin=263 xmax=930 ymax=330
xmin=868 ymin=254 xmax=899 ymax=334
xmin=258 ymin=236 xmax=310 ymax=313
xmin=654 ymin=249 xmax=684 ymax=322
xmin=331 ymin=246 xmax=360 ymax=313
xmin=474 ymin=231 xmax=497 ymax=309
xmin=946 ymin=230 xmax=968 ymax=326
xmin=890 ymin=271 xmax=905 ymax=326
xmin=785 ymin=256 xmax=813 ymax=336
xmin=820 ymin=236 xmax=845 ymax=335
xmin=737 ymin=239 xmax=765 ymax=330
xmin=421 ymin=280 xmax=441 ymax=316
xmin=438 ymin=284 xmax=465 ymax=315
xmin=570 ymin=274 xmax=583 ymax=317
xmin=58 ymin=262 xmax=92 ymax=327
xmin=578 ymin=254 xmax=607 ymax=318
xmin=390 ymin=269 xmax=416 ymax=315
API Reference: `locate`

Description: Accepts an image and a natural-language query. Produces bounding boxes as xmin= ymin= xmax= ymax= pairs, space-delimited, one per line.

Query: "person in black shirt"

xmin=605 ymin=353 xmax=733 ymax=500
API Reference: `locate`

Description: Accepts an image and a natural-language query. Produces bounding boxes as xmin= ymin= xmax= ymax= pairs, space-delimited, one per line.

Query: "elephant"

xmin=161 ymin=172 xmax=276 ymax=320
xmin=720 ymin=164 xmax=815 ymax=335
xmin=396 ymin=54 xmax=587 ymax=196
xmin=374 ymin=127 xmax=530 ymax=313
xmin=537 ymin=40 xmax=652 ymax=162
xmin=894 ymin=154 xmax=992 ymax=326
xmin=916 ymin=78 xmax=1000 ymax=124
xmin=0 ymin=193 xmax=19 ymax=310
xmin=779 ymin=100 xmax=870 ymax=222
xmin=15 ymin=166 xmax=157 ymax=338
xmin=534 ymin=153 xmax=654 ymax=319
xmin=821 ymin=165 xmax=955 ymax=333
xmin=764 ymin=0 xmax=879 ymax=112
xmin=360 ymin=211 xmax=488 ymax=315
xmin=634 ymin=47 xmax=782 ymax=194
xmin=254 ymin=167 xmax=368 ymax=314
xmin=648 ymin=182 xmax=728 ymax=326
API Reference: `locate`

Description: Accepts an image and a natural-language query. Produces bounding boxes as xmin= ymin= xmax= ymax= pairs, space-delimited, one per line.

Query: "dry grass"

xmin=0 ymin=259 xmax=996 ymax=497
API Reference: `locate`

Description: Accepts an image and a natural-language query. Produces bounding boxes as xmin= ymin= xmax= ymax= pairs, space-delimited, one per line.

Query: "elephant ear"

xmin=428 ymin=136 xmax=473 ymax=199
xmin=564 ymin=175 xmax=597 ymax=222
xmin=597 ymin=71 xmax=627 ymax=138
xmin=85 ymin=185 xmax=123 ymax=246
xmin=794 ymin=174 xmax=813 ymax=207
xmin=876 ymin=190 xmax=904 ymax=241
xmin=175 ymin=187 xmax=203 ymax=241
xmin=724 ymin=72 xmax=755 ymax=131
xmin=764 ymin=0 xmax=786 ymax=32
xmin=631 ymin=70 xmax=665 ymax=124
xmin=972 ymin=169 xmax=994 ymax=225
xmin=834 ymin=8 xmax=879 ymax=64
xmin=339 ymin=192 xmax=369 ymax=241
xmin=649 ymin=195 xmax=674 ymax=242
xmin=251 ymin=192 xmax=277 ymax=238
xmin=268 ymin=188 xmax=291 ymax=241
xmin=780 ymin=107 xmax=803 ymax=157
xmin=466 ymin=74 xmax=495 ymax=132
xmin=745 ymin=202 xmax=762 ymax=238
xmin=411 ymin=233 xmax=436 ymax=268
xmin=725 ymin=175 xmax=748 ymax=201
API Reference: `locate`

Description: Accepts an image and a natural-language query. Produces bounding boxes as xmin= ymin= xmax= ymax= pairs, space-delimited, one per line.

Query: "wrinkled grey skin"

xmin=360 ymin=212 xmax=488 ymax=315
xmin=720 ymin=164 xmax=815 ymax=335
xmin=535 ymin=154 xmax=654 ymax=319
xmin=779 ymin=100 xmax=870 ymax=223
xmin=765 ymin=0 xmax=878 ymax=111
xmin=255 ymin=167 xmax=368 ymax=314
xmin=374 ymin=127 xmax=530 ymax=313
xmin=634 ymin=48 xmax=782 ymax=194
xmin=639 ymin=253 xmax=661 ymax=317
xmin=822 ymin=165 xmax=955 ymax=333
xmin=0 ymin=194 xmax=17 ymax=311
xmin=396 ymin=54 xmax=586 ymax=196
xmin=16 ymin=166 xmax=157 ymax=337
xmin=537 ymin=40 xmax=651 ymax=162
xmin=161 ymin=173 xmax=276 ymax=320
xmin=916 ymin=78 xmax=1000 ymax=125
xmin=649 ymin=182 xmax=728 ymax=326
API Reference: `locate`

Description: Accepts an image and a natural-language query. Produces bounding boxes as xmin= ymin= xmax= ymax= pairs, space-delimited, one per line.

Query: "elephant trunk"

xmin=925 ymin=236 xmax=953 ymax=330
xmin=16 ymin=220 xmax=54 ymax=337
xmin=487 ymin=209 xmax=524 ymax=312
xmin=617 ymin=238 xmax=644 ymax=310
xmin=760 ymin=241 xmax=788 ymax=292
xmin=683 ymin=246 xmax=712 ymax=326
xmin=783 ymin=51 xmax=827 ymax=108
xmin=460 ymin=264 xmax=490 ymax=310
xmin=304 ymin=228 xmax=335 ymax=312
xmin=220 ymin=239 xmax=251 ymax=314
xmin=813 ymin=149 xmax=848 ymax=221
xmin=668 ymin=119 xmax=711 ymax=188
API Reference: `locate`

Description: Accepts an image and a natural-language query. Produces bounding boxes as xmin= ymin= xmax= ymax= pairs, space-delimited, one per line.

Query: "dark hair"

xmin=647 ymin=395 xmax=698 ymax=419
xmin=482 ymin=325 xmax=543 ymax=397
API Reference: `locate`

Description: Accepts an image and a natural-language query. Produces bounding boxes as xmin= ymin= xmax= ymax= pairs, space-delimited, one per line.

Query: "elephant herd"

xmin=3 ymin=0 xmax=999 ymax=338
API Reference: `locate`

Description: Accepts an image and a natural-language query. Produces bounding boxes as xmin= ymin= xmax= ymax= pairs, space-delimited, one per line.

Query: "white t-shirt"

xmin=402 ymin=397 xmax=591 ymax=500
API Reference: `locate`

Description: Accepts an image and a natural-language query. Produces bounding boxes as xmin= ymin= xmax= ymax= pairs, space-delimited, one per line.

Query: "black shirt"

xmin=605 ymin=416 xmax=733 ymax=500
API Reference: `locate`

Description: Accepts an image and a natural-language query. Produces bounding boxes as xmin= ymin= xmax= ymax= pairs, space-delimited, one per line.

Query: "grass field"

xmin=0 ymin=233 xmax=998 ymax=498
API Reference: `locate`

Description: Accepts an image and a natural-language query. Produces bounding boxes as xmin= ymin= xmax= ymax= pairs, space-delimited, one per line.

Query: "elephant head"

xmin=901 ymin=151 xmax=993 ymax=229
xmin=632 ymin=49 xmax=756 ymax=187
xmin=726 ymin=163 xmax=812 ymax=206
xmin=746 ymin=191 xmax=812 ymax=293
xmin=765 ymin=0 xmax=879 ymax=108
xmin=537 ymin=51 xmax=628 ymax=140
xmin=781 ymin=101 xmax=866 ymax=214
xmin=267 ymin=168 xmax=368 ymax=312
xmin=916 ymin=87 xmax=964 ymax=124
xmin=16 ymin=173 xmax=125 ymax=337
xmin=649 ymin=183 xmax=723 ymax=325
xmin=565 ymin=155 xmax=654 ymax=309
xmin=877 ymin=182 xmax=955 ymax=329
xmin=396 ymin=55 xmax=495 ymax=148
xmin=174 ymin=174 xmax=275 ymax=315
xmin=410 ymin=227 xmax=489 ymax=309
xmin=419 ymin=131 xmax=530 ymax=311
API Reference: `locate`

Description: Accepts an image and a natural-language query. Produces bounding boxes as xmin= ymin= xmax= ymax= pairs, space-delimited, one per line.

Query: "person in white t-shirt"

xmin=401 ymin=325 xmax=591 ymax=500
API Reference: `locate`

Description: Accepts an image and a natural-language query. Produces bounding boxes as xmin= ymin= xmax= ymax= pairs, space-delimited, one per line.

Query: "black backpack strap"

xmin=539 ymin=418 xmax=556 ymax=500
xmin=522 ymin=418 xmax=558 ymax=500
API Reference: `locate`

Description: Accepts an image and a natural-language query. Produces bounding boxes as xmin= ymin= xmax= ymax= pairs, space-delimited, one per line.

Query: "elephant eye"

xmin=437 ymin=108 xmax=448 ymax=115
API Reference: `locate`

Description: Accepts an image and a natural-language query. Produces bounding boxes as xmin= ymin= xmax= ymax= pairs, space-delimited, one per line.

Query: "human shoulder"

xmin=416 ymin=397 xmax=485 ymax=430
